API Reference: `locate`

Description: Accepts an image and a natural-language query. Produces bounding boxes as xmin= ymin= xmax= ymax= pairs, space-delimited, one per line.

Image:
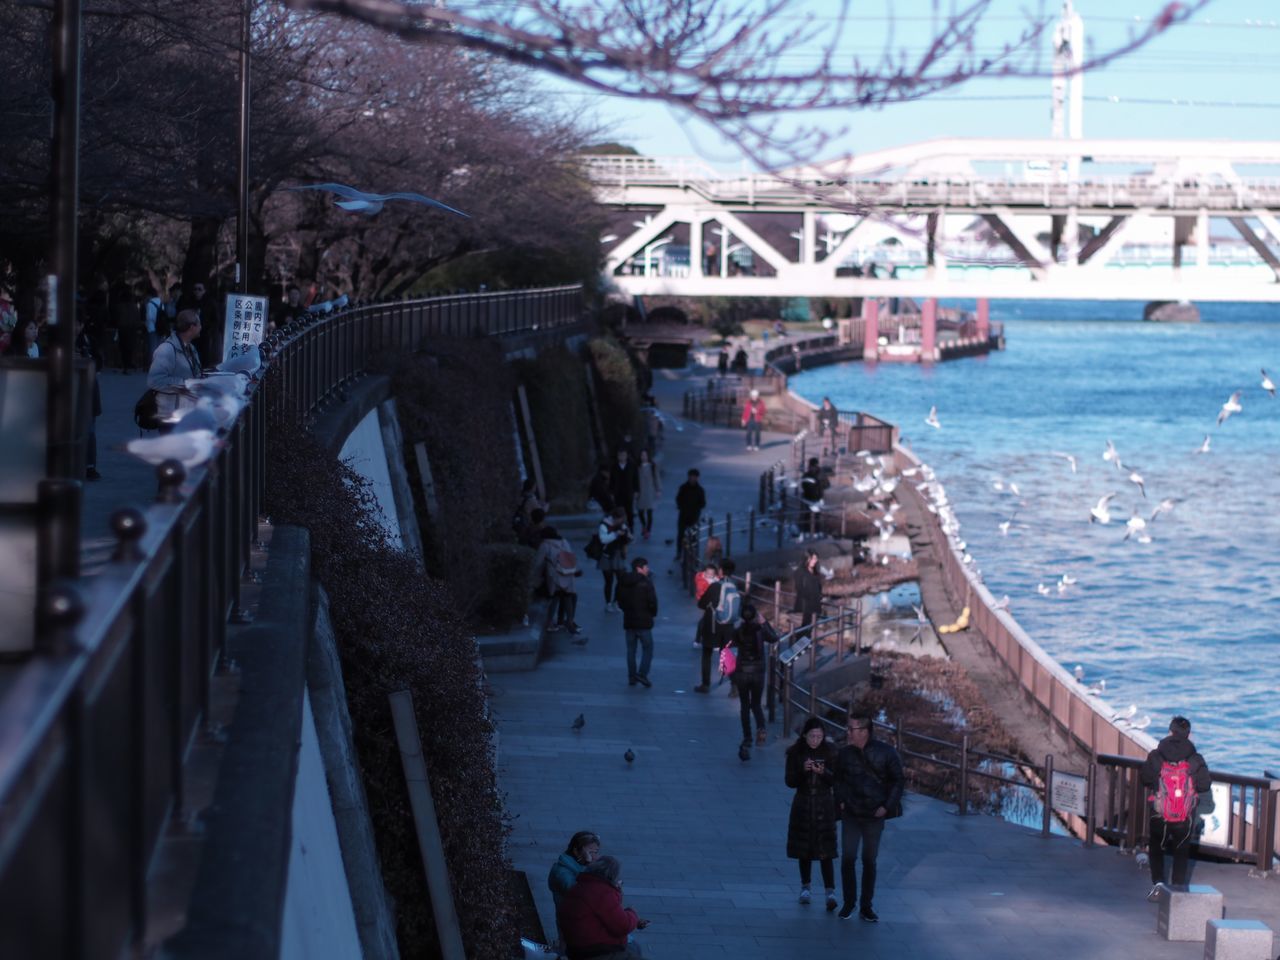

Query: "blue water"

xmin=791 ymin=300 xmax=1280 ymax=776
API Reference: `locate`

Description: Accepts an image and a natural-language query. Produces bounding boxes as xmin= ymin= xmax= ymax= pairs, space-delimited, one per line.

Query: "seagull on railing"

xmin=1112 ymin=704 xmax=1138 ymax=722
xmin=125 ymin=429 xmax=222 ymax=470
xmin=217 ymin=344 xmax=261 ymax=375
xmin=288 ymin=182 xmax=469 ymax=218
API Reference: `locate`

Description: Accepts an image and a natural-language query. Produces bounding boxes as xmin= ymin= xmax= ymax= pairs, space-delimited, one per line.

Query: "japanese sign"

xmin=1050 ymin=770 xmax=1088 ymax=817
xmin=222 ymin=293 xmax=268 ymax=363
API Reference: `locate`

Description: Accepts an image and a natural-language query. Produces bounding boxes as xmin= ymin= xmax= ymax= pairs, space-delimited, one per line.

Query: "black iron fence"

xmin=0 ymin=285 xmax=584 ymax=960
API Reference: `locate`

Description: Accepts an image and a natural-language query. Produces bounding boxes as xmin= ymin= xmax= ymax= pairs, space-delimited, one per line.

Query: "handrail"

xmin=0 ymin=284 xmax=584 ymax=960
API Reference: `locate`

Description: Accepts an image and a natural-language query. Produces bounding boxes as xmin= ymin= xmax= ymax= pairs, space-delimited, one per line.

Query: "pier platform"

xmin=493 ymin=361 xmax=1279 ymax=959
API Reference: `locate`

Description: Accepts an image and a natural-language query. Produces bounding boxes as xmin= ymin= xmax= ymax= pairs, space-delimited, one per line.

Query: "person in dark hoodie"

xmin=1139 ymin=715 xmax=1213 ymax=899
xmin=615 ymin=557 xmax=657 ymax=688
xmin=792 ymin=550 xmax=824 ymax=644
xmin=833 ymin=713 xmax=904 ymax=922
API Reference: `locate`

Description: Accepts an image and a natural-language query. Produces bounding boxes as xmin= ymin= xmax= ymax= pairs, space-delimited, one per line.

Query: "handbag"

xmin=718 ymin=644 xmax=737 ymax=677
xmin=134 ymin=387 xmax=161 ymax=431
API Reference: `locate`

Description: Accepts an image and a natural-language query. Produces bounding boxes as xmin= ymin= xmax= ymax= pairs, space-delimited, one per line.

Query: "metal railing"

xmin=0 ymin=285 xmax=584 ymax=960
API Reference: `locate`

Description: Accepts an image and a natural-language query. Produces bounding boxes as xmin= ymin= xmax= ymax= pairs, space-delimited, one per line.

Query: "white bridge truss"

xmin=589 ymin=138 xmax=1280 ymax=302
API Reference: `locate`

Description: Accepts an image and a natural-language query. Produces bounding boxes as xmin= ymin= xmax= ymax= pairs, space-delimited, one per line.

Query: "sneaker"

xmin=628 ymin=677 xmax=638 ymax=686
xmin=756 ymin=728 xmax=767 ymax=747
xmin=859 ymin=907 xmax=879 ymax=923
xmin=825 ymin=892 xmax=838 ymax=912
xmin=838 ymin=903 xmax=855 ymax=920
xmin=567 ymin=624 xmax=581 ymax=635
xmin=798 ymin=887 xmax=811 ymax=905
xmin=693 ymin=684 xmax=709 ymax=693
xmin=636 ymin=675 xmax=652 ymax=688
xmin=1146 ymin=884 xmax=1162 ymax=902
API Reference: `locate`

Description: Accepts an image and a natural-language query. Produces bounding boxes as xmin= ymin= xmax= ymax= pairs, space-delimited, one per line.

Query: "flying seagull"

xmin=288 ymin=182 xmax=469 ymax=218
xmin=1262 ymin=368 xmax=1276 ymax=397
xmin=1052 ymin=451 xmax=1077 ymax=474
xmin=1216 ymin=390 xmax=1242 ymax=426
xmin=924 ymin=406 xmax=941 ymax=429
xmin=1126 ymin=468 xmax=1146 ymax=499
xmin=1089 ymin=493 xmax=1117 ymax=525
xmin=1123 ymin=512 xmax=1147 ymax=542
xmin=1102 ymin=440 xmax=1123 ymax=471
xmin=1149 ymin=498 xmax=1179 ymax=522
xmin=1195 ymin=435 xmax=1211 ymax=455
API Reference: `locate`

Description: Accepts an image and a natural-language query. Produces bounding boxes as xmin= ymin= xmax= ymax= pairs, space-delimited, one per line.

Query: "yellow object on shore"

xmin=937 ymin=606 xmax=970 ymax=634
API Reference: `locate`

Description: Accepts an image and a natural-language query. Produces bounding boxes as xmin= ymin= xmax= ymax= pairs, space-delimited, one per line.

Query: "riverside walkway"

xmin=493 ymin=363 xmax=1280 ymax=959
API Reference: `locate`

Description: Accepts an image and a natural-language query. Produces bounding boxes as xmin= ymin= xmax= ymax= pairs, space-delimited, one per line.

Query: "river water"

xmin=791 ymin=300 xmax=1280 ymax=776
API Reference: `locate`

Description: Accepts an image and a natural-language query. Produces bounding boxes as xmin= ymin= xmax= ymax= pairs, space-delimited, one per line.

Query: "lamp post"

xmin=37 ymin=0 xmax=85 ymax=641
xmin=236 ymin=0 xmax=252 ymax=294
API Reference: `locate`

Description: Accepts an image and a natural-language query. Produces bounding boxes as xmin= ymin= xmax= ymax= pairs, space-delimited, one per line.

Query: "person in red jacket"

xmin=741 ymin=388 xmax=766 ymax=451
xmin=556 ymin=856 xmax=648 ymax=959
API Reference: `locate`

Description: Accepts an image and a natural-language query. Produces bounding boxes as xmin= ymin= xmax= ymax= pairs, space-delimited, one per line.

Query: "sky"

xmin=535 ymin=0 xmax=1280 ymax=171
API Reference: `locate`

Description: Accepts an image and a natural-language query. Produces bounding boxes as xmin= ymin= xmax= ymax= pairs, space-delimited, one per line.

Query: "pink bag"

xmin=719 ymin=645 xmax=737 ymax=677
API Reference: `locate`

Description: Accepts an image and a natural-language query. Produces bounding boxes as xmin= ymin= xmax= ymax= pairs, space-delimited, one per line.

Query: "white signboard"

xmin=222 ymin=293 xmax=268 ymax=363
xmin=1197 ymin=782 xmax=1235 ymax=849
xmin=1050 ymin=770 xmax=1088 ymax=817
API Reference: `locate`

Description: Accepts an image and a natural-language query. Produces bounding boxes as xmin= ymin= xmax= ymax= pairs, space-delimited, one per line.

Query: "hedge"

xmin=586 ymin=336 xmax=644 ymax=457
xmin=264 ymin=417 xmax=519 ymax=960
xmin=510 ymin=344 xmax=595 ymax=507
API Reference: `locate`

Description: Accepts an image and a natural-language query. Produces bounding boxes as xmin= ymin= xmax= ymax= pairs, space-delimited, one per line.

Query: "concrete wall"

xmin=279 ymin=690 xmax=363 ymax=960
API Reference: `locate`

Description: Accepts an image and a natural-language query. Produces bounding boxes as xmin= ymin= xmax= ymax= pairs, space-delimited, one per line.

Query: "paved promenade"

xmin=493 ymin=364 xmax=1279 ymax=959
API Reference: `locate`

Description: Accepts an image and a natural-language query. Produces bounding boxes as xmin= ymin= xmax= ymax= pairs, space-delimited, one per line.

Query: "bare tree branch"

xmin=282 ymin=0 xmax=1210 ymax=168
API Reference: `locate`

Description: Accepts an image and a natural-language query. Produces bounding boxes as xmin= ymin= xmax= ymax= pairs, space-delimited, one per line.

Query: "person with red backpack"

xmin=1139 ymin=715 xmax=1213 ymax=899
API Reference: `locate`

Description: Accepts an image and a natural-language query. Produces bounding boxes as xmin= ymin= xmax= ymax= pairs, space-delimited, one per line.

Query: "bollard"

xmin=1042 ymin=754 xmax=1055 ymax=837
xmin=156 ymin=459 xmax=187 ymax=505
xmin=958 ymin=735 xmax=970 ymax=815
xmin=110 ymin=507 xmax=147 ymax=564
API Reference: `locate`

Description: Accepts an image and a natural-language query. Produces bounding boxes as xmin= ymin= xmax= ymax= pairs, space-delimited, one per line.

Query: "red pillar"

xmin=861 ymin=298 xmax=879 ymax=362
xmin=921 ymin=297 xmax=937 ymax=363
xmin=976 ymin=298 xmax=990 ymax=341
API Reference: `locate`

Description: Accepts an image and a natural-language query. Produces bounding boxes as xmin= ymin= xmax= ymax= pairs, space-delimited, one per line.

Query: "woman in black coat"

xmin=792 ymin=550 xmax=824 ymax=642
xmin=785 ymin=716 xmax=839 ymax=909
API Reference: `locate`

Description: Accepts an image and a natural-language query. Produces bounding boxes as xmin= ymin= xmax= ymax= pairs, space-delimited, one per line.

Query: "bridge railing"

xmin=0 ymin=284 xmax=584 ymax=960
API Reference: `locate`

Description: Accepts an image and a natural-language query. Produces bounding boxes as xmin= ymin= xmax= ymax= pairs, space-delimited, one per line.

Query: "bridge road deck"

xmin=492 ymin=363 xmax=1279 ymax=959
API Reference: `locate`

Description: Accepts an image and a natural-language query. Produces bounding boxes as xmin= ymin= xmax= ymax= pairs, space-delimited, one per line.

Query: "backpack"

xmin=1154 ymin=760 xmax=1196 ymax=823
xmin=714 ymin=580 xmax=741 ymax=626
xmin=584 ymin=534 xmax=604 ymax=561
xmin=554 ymin=549 xmax=578 ymax=577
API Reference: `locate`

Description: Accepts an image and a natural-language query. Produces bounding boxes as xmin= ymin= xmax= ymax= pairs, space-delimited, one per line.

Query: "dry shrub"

xmin=586 ymin=336 xmax=643 ymax=454
xmin=511 ymin=345 xmax=595 ymax=505
xmin=856 ymin=652 xmax=1026 ymax=815
xmin=265 ymin=417 xmax=519 ymax=959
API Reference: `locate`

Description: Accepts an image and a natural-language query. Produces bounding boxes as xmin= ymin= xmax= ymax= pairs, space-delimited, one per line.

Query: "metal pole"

xmin=1042 ymin=754 xmax=1055 ymax=838
xmin=958 ymin=735 xmax=969 ymax=815
xmin=236 ymin=0 xmax=251 ymax=293
xmin=1085 ymin=761 xmax=1097 ymax=847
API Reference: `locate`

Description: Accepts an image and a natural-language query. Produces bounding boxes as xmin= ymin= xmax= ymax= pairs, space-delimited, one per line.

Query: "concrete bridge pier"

xmin=861 ymin=297 xmax=879 ymax=361
xmin=921 ymin=298 xmax=937 ymax=363
xmin=977 ymin=298 xmax=990 ymax=341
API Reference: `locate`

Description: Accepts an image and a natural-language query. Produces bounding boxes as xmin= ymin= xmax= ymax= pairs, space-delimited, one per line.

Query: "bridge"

xmin=588 ymin=138 xmax=1280 ymax=302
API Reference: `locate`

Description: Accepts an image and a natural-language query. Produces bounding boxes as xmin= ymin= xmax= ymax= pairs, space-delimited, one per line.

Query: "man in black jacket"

xmin=616 ymin=557 xmax=657 ymax=688
xmin=609 ymin=448 xmax=639 ymax=528
xmin=833 ymin=713 xmax=904 ymax=922
xmin=1139 ymin=715 xmax=1213 ymax=898
xmin=673 ymin=468 xmax=707 ymax=564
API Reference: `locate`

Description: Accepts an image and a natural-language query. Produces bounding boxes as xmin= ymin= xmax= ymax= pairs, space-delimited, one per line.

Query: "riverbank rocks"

xmin=1143 ymin=300 xmax=1200 ymax=322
